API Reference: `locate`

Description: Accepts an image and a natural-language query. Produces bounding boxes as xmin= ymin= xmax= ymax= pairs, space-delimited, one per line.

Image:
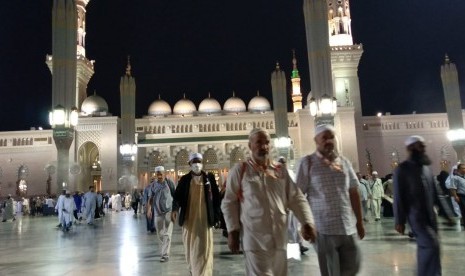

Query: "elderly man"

xmin=296 ymin=124 xmax=365 ymax=276
xmin=147 ymin=166 xmax=175 ymax=262
xmin=172 ymin=153 xmax=221 ymax=276
xmin=394 ymin=135 xmax=443 ymax=276
xmin=370 ymin=171 xmax=384 ymax=221
xmin=222 ymin=128 xmax=316 ymax=275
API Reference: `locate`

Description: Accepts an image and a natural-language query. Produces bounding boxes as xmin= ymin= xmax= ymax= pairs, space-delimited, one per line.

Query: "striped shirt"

xmin=296 ymin=152 xmax=358 ymax=235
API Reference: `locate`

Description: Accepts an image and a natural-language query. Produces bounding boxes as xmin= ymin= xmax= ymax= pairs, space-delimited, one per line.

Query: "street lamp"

xmin=447 ymin=128 xmax=465 ymax=162
xmin=49 ymin=105 xmax=78 ymax=193
xmin=309 ymin=93 xmax=337 ymax=126
xmin=274 ymin=136 xmax=291 ymax=159
xmin=119 ymin=143 xmax=138 ymax=191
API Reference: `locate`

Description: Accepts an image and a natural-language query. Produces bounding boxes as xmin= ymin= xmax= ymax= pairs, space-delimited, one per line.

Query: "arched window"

xmin=203 ymin=148 xmax=218 ymax=170
xmin=230 ymin=147 xmax=245 ymax=168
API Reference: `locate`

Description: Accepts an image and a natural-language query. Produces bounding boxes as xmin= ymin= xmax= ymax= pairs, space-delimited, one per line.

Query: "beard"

xmin=411 ymin=150 xmax=432 ymax=166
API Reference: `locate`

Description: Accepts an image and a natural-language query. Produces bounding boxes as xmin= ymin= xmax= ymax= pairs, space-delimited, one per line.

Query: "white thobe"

xmin=55 ymin=195 xmax=65 ymax=224
xmin=83 ymin=191 xmax=97 ymax=224
xmin=222 ymin=161 xmax=314 ymax=275
xmin=59 ymin=197 xmax=76 ymax=226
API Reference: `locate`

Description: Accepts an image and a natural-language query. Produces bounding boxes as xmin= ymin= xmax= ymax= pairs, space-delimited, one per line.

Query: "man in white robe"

xmin=222 ymin=128 xmax=316 ymax=275
xmin=2 ymin=195 xmax=16 ymax=222
xmin=113 ymin=193 xmax=122 ymax=212
xmin=55 ymin=190 xmax=66 ymax=227
xmin=59 ymin=190 xmax=76 ymax=231
xmin=83 ymin=186 xmax=97 ymax=225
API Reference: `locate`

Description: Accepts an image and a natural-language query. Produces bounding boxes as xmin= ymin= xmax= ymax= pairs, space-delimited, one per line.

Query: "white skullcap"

xmin=8 ymin=194 xmax=11 ymax=197
xmin=314 ymin=124 xmax=335 ymax=138
xmin=188 ymin=152 xmax=203 ymax=163
xmin=372 ymin=171 xmax=378 ymax=175
xmin=65 ymin=190 xmax=71 ymax=194
xmin=154 ymin=166 xmax=165 ymax=172
xmin=404 ymin=135 xmax=425 ymax=147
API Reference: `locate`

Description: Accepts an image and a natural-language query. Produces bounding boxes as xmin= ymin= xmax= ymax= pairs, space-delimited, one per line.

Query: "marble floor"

xmin=0 ymin=211 xmax=463 ymax=276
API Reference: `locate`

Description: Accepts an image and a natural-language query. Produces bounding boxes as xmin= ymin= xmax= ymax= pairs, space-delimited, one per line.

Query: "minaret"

xmin=291 ymin=50 xmax=303 ymax=112
xmin=327 ymin=0 xmax=353 ymax=46
xmin=50 ymin=0 xmax=77 ymax=110
xmin=441 ymin=54 xmax=465 ymax=161
xmin=303 ymin=0 xmax=334 ymax=101
xmin=271 ymin=62 xmax=289 ymax=142
xmin=120 ymin=56 xmax=136 ymax=146
xmin=46 ymin=0 xmax=94 ymax=109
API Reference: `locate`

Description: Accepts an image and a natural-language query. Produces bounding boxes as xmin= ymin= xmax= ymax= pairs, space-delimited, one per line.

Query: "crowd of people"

xmin=1 ymin=126 xmax=463 ymax=276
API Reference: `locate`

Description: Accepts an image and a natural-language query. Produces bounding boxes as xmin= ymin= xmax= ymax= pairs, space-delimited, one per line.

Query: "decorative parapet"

xmin=362 ymin=113 xmax=450 ymax=132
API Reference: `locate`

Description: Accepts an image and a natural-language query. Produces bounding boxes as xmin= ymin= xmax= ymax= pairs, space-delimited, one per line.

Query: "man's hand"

xmin=301 ymin=223 xmax=317 ymax=243
xmin=146 ymin=208 xmax=152 ymax=220
xmin=356 ymin=222 xmax=365 ymax=240
xmin=454 ymin=196 xmax=460 ymax=203
xmin=228 ymin=230 xmax=240 ymax=254
xmin=395 ymin=224 xmax=405 ymax=235
xmin=171 ymin=211 xmax=177 ymax=222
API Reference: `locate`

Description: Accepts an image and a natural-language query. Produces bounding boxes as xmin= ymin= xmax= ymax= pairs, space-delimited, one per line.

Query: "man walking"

xmin=147 ymin=166 xmax=175 ymax=262
xmin=83 ymin=186 xmax=97 ymax=225
xmin=394 ymin=135 xmax=442 ymax=276
xmin=370 ymin=171 xmax=384 ymax=221
xmin=172 ymin=153 xmax=221 ymax=276
xmin=222 ymin=128 xmax=316 ymax=275
xmin=296 ymin=124 xmax=365 ymax=276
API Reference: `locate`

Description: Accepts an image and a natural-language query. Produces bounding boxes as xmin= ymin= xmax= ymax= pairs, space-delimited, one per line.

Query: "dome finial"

xmin=275 ymin=61 xmax=280 ymax=71
xmin=158 ymin=94 xmax=161 ymax=100
xmin=208 ymin=92 xmax=211 ymax=98
xmin=232 ymin=90 xmax=236 ymax=97
xmin=126 ymin=55 xmax=132 ymax=76
xmin=257 ymin=90 xmax=260 ymax=96
xmin=93 ymin=90 xmax=97 ymax=96
xmin=183 ymin=93 xmax=186 ymax=99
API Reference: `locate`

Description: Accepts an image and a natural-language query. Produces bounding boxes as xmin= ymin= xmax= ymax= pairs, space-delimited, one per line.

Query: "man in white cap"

xmin=147 ymin=166 xmax=175 ymax=262
xmin=172 ymin=152 xmax=221 ymax=276
xmin=369 ymin=170 xmax=384 ymax=221
xmin=222 ymin=128 xmax=316 ymax=275
xmin=59 ymin=190 xmax=76 ymax=232
xmin=54 ymin=189 xmax=66 ymax=228
xmin=393 ymin=135 xmax=442 ymax=275
xmin=296 ymin=124 xmax=365 ymax=276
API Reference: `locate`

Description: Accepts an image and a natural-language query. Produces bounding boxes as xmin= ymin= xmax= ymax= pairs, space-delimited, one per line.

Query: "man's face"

xmin=249 ymin=131 xmax=270 ymax=162
xmin=409 ymin=141 xmax=431 ymax=165
xmin=458 ymin=164 xmax=465 ymax=175
xmin=372 ymin=174 xmax=378 ymax=179
xmin=314 ymin=130 xmax=335 ymax=155
xmin=156 ymin=171 xmax=165 ymax=182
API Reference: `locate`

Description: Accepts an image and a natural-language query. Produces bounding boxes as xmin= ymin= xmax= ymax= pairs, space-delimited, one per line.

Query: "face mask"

xmin=191 ymin=163 xmax=203 ymax=174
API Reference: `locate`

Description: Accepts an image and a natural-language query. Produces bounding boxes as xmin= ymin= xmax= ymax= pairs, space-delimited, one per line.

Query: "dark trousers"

xmin=413 ymin=224 xmax=441 ymax=276
xmin=132 ymin=201 xmax=139 ymax=215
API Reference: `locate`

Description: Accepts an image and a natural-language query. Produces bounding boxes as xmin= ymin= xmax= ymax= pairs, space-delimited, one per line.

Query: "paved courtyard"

xmin=0 ymin=210 xmax=463 ymax=275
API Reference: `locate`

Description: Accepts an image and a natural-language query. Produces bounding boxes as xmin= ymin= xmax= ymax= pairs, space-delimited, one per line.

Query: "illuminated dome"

xmin=148 ymin=97 xmax=172 ymax=117
xmin=173 ymin=95 xmax=196 ymax=116
xmin=248 ymin=92 xmax=271 ymax=113
xmin=198 ymin=94 xmax=222 ymax=115
xmin=223 ymin=92 xmax=246 ymax=113
xmin=81 ymin=93 xmax=109 ymax=115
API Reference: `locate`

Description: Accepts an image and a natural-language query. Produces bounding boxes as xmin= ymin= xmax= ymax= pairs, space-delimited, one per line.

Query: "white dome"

xmin=248 ymin=95 xmax=271 ymax=113
xmin=148 ymin=99 xmax=171 ymax=116
xmin=81 ymin=94 xmax=109 ymax=115
xmin=198 ymin=96 xmax=221 ymax=114
xmin=224 ymin=96 xmax=246 ymax=113
xmin=173 ymin=97 xmax=196 ymax=115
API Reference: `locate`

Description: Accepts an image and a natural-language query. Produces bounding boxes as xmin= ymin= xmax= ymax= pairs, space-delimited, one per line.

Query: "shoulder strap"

xmin=237 ymin=161 xmax=247 ymax=202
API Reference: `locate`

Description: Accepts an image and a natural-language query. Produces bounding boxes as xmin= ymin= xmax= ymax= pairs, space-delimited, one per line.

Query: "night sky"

xmin=1 ymin=0 xmax=465 ymax=131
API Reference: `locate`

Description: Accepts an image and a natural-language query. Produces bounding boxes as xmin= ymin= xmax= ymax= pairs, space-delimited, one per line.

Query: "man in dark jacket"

xmin=171 ymin=152 xmax=221 ymax=276
xmin=394 ymin=135 xmax=441 ymax=276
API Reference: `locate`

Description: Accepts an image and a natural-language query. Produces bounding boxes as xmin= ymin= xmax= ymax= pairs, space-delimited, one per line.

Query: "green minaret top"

xmin=291 ymin=49 xmax=300 ymax=79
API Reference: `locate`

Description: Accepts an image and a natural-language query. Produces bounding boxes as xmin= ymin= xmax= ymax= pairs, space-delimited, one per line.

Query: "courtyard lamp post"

xmin=446 ymin=128 xmax=465 ymax=162
xmin=119 ymin=143 xmax=138 ymax=191
xmin=49 ymin=105 xmax=78 ymax=193
xmin=309 ymin=93 xmax=337 ymax=126
xmin=274 ymin=136 xmax=292 ymax=160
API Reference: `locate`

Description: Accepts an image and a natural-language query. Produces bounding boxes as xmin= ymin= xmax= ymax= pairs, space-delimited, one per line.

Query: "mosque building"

xmin=0 ymin=0 xmax=461 ymax=196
